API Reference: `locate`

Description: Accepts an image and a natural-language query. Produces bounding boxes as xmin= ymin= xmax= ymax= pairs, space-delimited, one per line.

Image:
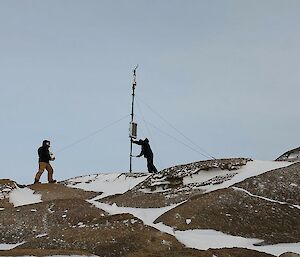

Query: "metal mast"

xmin=129 ymin=65 xmax=138 ymax=173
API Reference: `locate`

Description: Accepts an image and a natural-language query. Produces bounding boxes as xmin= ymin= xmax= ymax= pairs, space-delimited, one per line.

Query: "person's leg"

xmin=147 ymin=158 xmax=152 ymax=173
xmin=147 ymin=157 xmax=158 ymax=173
xmin=45 ymin=163 xmax=55 ymax=182
xmin=151 ymin=162 xmax=158 ymax=173
xmin=34 ymin=162 xmax=46 ymax=183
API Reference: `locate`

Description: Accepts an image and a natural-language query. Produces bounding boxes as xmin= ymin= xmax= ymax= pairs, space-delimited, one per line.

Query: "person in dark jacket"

xmin=133 ymin=138 xmax=158 ymax=173
xmin=34 ymin=140 xmax=56 ymax=184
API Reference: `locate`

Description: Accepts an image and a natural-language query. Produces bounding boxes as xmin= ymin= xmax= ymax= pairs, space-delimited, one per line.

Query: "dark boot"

xmin=49 ymin=180 xmax=57 ymax=183
xmin=34 ymin=179 xmax=41 ymax=184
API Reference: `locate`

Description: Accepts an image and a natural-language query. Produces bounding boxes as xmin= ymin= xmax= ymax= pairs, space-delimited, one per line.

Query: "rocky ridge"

xmin=0 ymin=158 xmax=299 ymax=256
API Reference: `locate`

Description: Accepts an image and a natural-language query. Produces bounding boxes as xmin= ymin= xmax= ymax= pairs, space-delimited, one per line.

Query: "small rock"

xmin=185 ymin=219 xmax=191 ymax=224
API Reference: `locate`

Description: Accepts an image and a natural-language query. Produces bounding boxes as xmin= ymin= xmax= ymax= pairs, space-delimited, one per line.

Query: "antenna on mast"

xmin=129 ymin=65 xmax=138 ymax=173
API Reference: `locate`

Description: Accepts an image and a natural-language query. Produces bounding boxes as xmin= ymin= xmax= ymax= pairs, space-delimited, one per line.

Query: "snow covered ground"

xmin=0 ymin=242 xmax=24 ymax=250
xmin=88 ymin=199 xmax=181 ymax=235
xmin=182 ymin=160 xmax=291 ymax=193
xmin=207 ymin=160 xmax=290 ymax=190
xmin=8 ymin=187 xmax=42 ymax=207
xmin=65 ymin=173 xmax=149 ymax=198
xmin=2 ymin=159 xmax=299 ymax=256
xmin=175 ymin=229 xmax=300 ymax=256
xmin=64 ymin=160 xmax=291 ymax=196
xmin=89 ymin=199 xmax=300 ymax=256
xmin=86 ymin=160 xmax=299 ymax=256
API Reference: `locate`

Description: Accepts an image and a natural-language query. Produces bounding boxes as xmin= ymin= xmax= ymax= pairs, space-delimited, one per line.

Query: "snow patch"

xmin=175 ymin=229 xmax=263 ymax=249
xmin=90 ymin=197 xmax=300 ymax=256
xmin=9 ymin=187 xmax=42 ymax=207
xmin=202 ymin=160 xmax=291 ymax=193
xmin=35 ymin=233 xmax=48 ymax=238
xmin=65 ymin=173 xmax=149 ymax=198
xmin=0 ymin=242 xmax=25 ymax=250
xmin=88 ymin=198 xmax=182 ymax=235
xmin=183 ymin=168 xmax=237 ymax=185
xmin=175 ymin=229 xmax=300 ymax=256
xmin=185 ymin=218 xmax=192 ymax=224
xmin=147 ymin=160 xmax=291 ymax=195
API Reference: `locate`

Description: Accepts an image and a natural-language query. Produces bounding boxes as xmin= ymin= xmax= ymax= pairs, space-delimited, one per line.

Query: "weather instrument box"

xmin=129 ymin=122 xmax=137 ymax=139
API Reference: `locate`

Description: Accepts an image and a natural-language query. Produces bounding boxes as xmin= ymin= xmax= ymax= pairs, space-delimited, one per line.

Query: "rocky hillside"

xmin=0 ymin=158 xmax=299 ymax=257
xmin=155 ymin=164 xmax=300 ymax=245
xmin=276 ymin=147 xmax=300 ymax=162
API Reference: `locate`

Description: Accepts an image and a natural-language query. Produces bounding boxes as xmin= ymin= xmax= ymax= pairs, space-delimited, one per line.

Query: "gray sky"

xmin=1 ymin=0 xmax=300 ymax=183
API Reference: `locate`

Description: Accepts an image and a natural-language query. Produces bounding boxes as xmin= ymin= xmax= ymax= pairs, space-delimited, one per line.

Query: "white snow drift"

xmin=65 ymin=173 xmax=149 ymax=198
xmin=9 ymin=187 xmax=42 ymax=207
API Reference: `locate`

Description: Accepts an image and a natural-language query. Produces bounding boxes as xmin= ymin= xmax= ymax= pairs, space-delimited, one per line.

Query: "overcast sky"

xmin=1 ymin=0 xmax=299 ymax=183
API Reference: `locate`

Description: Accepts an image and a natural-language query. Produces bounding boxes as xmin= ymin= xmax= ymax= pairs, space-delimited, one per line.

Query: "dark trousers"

xmin=146 ymin=157 xmax=158 ymax=173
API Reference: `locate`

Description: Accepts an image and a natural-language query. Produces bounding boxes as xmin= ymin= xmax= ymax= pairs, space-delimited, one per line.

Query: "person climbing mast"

xmin=34 ymin=140 xmax=56 ymax=184
xmin=132 ymin=138 xmax=158 ymax=173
